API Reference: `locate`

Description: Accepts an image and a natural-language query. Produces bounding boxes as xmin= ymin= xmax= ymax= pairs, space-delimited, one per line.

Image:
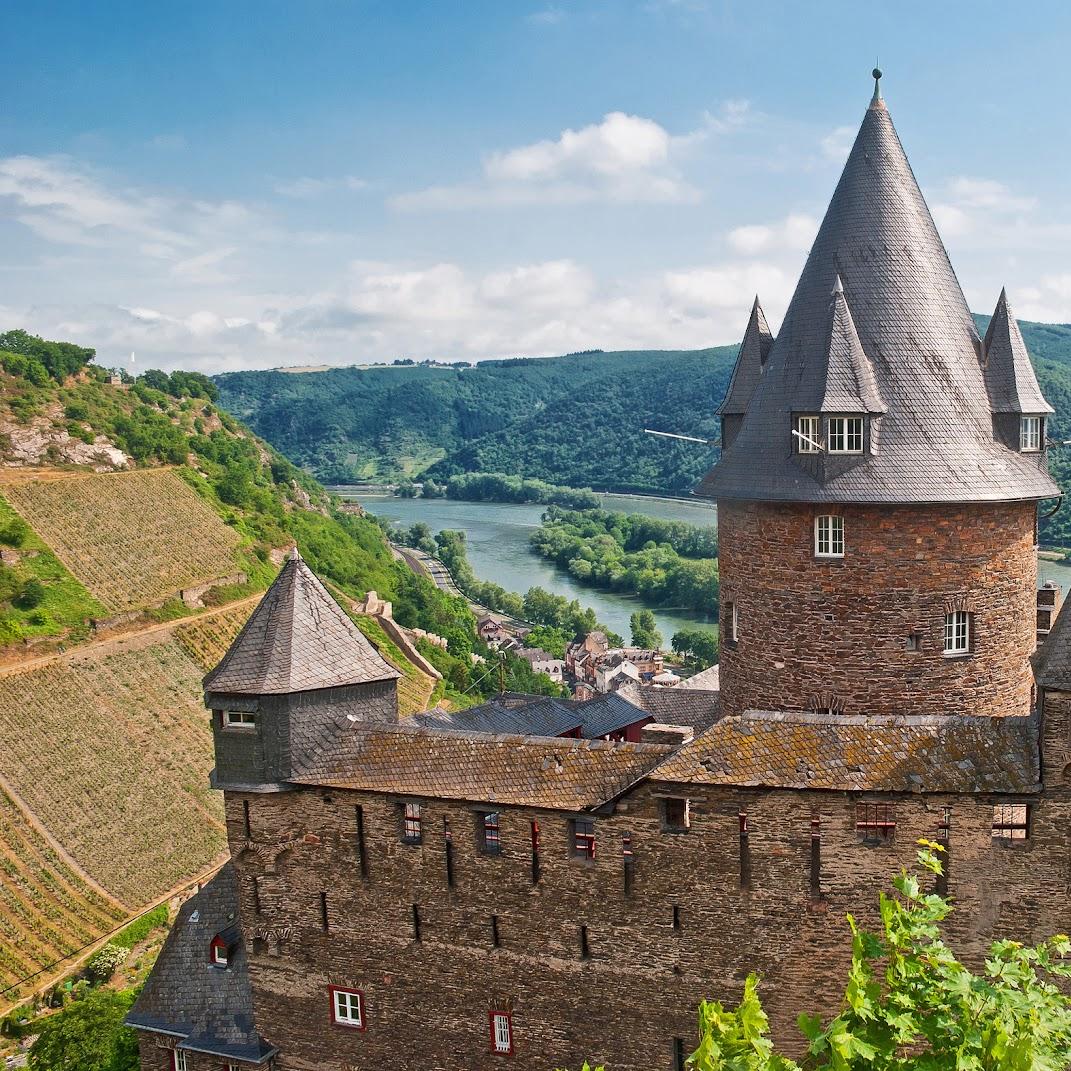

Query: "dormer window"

xmin=795 ymin=415 xmax=821 ymax=453
xmin=1020 ymin=415 xmax=1042 ymax=452
xmin=827 ymin=416 xmax=864 ymax=454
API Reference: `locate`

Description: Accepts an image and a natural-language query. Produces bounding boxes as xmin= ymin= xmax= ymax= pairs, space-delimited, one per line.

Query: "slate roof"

xmin=576 ymin=691 xmax=652 ymax=738
xmin=126 ymin=864 xmax=276 ymax=1063
xmin=717 ymin=297 xmax=774 ymax=416
xmin=983 ymin=289 xmax=1053 ymax=414
xmin=203 ymin=548 xmax=399 ymax=695
xmin=291 ymin=724 xmax=674 ymax=810
xmin=650 ymin=710 xmax=1039 ymax=793
xmin=1034 ymin=599 xmax=1071 ymax=691
xmin=698 ymin=85 xmax=1058 ymax=505
xmin=615 ymin=682 xmax=721 ymax=733
xmin=406 ymin=697 xmax=582 ymax=737
xmin=677 ymin=664 xmax=720 ymax=691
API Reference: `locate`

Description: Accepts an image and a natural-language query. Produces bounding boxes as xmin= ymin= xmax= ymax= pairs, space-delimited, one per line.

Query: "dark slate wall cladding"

xmin=211 ymin=680 xmax=399 ymax=789
xmin=718 ymin=499 xmax=1037 ymax=720
xmin=221 ymin=778 xmax=1071 ymax=1071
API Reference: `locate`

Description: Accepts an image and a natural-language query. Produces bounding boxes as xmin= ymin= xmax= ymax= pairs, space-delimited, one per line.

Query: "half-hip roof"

xmin=698 ymin=82 xmax=1058 ymax=505
xmin=203 ymin=548 xmax=400 ymax=696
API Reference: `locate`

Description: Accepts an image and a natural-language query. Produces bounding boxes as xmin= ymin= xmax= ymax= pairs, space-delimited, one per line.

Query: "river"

xmin=357 ymin=493 xmax=719 ymax=642
xmin=355 ymin=492 xmax=1071 ymax=646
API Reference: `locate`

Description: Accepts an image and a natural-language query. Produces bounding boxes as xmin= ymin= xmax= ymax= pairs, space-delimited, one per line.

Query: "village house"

xmin=566 ymin=630 xmax=665 ymax=696
xmin=129 ymin=75 xmax=1071 ymax=1071
xmin=513 ymin=646 xmax=565 ymax=684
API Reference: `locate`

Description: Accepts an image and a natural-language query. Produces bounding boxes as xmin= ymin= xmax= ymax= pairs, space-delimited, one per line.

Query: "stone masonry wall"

xmin=221 ymin=771 xmax=1071 ymax=1071
xmin=717 ymin=500 xmax=1038 ymax=719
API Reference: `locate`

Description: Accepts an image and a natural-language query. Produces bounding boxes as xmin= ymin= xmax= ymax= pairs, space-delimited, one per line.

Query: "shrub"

xmin=85 ymin=942 xmax=129 ymax=983
xmin=17 ymin=578 xmax=46 ymax=609
xmin=0 ymin=516 xmax=29 ymax=546
xmin=112 ymin=904 xmax=168 ymax=950
xmin=27 ymin=988 xmax=137 ymax=1071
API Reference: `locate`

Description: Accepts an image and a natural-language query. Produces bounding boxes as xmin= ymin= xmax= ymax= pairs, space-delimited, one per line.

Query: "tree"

xmin=28 ymin=988 xmax=139 ymax=1071
xmin=630 ymin=609 xmax=663 ymax=650
xmin=672 ymin=628 xmax=718 ymax=669
xmin=563 ymin=845 xmax=1071 ymax=1071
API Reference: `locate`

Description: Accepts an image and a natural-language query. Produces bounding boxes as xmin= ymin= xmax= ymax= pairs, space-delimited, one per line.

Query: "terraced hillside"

xmin=0 ymin=630 xmax=227 ymax=908
xmin=0 ymin=787 xmax=125 ymax=999
xmin=2 ymin=469 xmax=243 ymax=613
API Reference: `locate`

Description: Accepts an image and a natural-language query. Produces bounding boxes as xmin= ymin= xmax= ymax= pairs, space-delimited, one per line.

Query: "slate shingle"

xmin=983 ymin=288 xmax=1053 ymax=415
xmin=699 ymin=93 xmax=1059 ymax=505
xmin=650 ymin=709 xmax=1039 ymax=793
xmin=126 ymin=864 xmax=276 ymax=1063
xmin=203 ymin=548 xmax=399 ymax=695
xmin=291 ymin=724 xmax=674 ymax=810
xmin=717 ymin=298 xmax=773 ymax=416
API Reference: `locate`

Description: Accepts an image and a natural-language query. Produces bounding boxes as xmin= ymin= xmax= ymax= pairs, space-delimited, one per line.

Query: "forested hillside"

xmin=216 ymin=318 xmax=1071 ymax=541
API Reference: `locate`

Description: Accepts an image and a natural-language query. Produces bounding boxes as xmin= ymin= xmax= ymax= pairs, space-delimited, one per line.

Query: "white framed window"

xmin=1020 ymin=415 xmax=1042 ymax=452
xmin=491 ymin=1010 xmax=513 ymax=1054
xmin=795 ymin=414 xmax=821 ymax=453
xmin=944 ymin=610 xmax=970 ymax=655
xmin=828 ymin=416 xmax=864 ymax=453
xmin=724 ymin=601 xmax=738 ymax=644
xmin=171 ymin=1053 xmax=188 ymax=1071
xmin=331 ymin=986 xmax=364 ymax=1029
xmin=815 ymin=516 xmax=845 ymax=558
xmin=222 ymin=709 xmax=256 ymax=729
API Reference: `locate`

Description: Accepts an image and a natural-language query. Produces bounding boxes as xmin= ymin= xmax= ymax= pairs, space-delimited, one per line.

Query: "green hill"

xmin=214 ymin=318 xmax=1071 ymax=540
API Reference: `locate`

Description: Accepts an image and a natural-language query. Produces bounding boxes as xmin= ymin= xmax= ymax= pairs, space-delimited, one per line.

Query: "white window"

xmin=491 ymin=1011 xmax=513 ymax=1054
xmin=944 ymin=611 xmax=970 ymax=655
xmin=171 ymin=1053 xmax=188 ymax=1071
xmin=828 ymin=416 xmax=864 ymax=454
xmin=1020 ymin=416 xmax=1042 ymax=452
xmin=724 ymin=601 xmax=738 ymax=644
xmin=815 ymin=516 xmax=845 ymax=558
xmin=332 ymin=987 xmax=364 ymax=1028
xmin=210 ymin=939 xmax=228 ymax=967
xmin=222 ymin=709 xmax=256 ymax=729
xmin=795 ymin=415 xmax=821 ymax=453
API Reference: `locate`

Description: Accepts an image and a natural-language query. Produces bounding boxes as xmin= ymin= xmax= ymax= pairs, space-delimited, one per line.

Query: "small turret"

xmin=717 ymin=296 xmax=774 ymax=450
xmin=205 ymin=548 xmax=400 ymax=791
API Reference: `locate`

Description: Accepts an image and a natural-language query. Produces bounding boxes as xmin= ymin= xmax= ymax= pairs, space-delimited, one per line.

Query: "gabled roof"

xmin=717 ymin=297 xmax=774 ymax=416
xmin=290 ymin=724 xmax=674 ymax=811
xmin=1034 ymin=598 xmax=1071 ymax=691
xmin=126 ymin=865 xmax=276 ymax=1063
xmin=698 ymin=82 xmax=1058 ymax=505
xmin=650 ymin=709 xmax=1039 ymax=793
xmin=203 ymin=549 xmax=399 ymax=696
xmin=983 ymin=288 xmax=1053 ymax=414
xmin=794 ymin=277 xmax=884 ymax=414
xmin=406 ymin=698 xmax=582 ymax=738
xmin=615 ymin=681 xmax=721 ymax=733
xmin=576 ymin=691 xmax=651 ymax=738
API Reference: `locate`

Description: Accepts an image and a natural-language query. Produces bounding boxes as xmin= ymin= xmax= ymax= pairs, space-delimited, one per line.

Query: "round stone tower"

xmin=699 ymin=73 xmax=1058 ymax=721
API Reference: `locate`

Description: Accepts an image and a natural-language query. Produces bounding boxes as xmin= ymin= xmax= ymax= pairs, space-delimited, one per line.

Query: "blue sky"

xmin=2 ymin=0 xmax=1069 ymax=372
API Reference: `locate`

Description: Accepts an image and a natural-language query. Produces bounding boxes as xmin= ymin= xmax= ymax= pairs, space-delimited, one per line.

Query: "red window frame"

xmin=209 ymin=935 xmax=229 ymax=967
xmin=482 ymin=811 xmax=501 ymax=853
xmin=572 ymin=818 xmax=596 ymax=859
xmin=992 ymin=803 xmax=1029 ymax=841
xmin=489 ymin=1008 xmax=514 ymax=1055
xmin=401 ymin=801 xmax=422 ymax=843
xmin=329 ymin=985 xmax=366 ymax=1031
xmin=855 ymin=802 xmax=896 ymax=845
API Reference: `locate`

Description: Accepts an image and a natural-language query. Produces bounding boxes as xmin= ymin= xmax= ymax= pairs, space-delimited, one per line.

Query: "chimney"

xmin=640 ymin=723 xmax=694 ymax=746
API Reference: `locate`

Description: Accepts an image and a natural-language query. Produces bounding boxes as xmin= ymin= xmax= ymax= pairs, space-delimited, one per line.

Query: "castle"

xmin=126 ymin=75 xmax=1071 ymax=1071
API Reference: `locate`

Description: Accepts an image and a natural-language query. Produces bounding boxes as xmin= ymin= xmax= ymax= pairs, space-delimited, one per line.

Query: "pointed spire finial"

xmin=832 ymin=273 xmax=845 ymax=296
xmin=871 ymin=67 xmax=883 ymax=104
xmin=288 ymin=544 xmax=302 ymax=562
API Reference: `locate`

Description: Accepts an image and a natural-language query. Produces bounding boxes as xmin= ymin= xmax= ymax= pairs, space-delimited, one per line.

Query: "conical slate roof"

xmin=983 ymin=288 xmax=1053 ymax=414
xmin=717 ymin=297 xmax=774 ymax=416
xmin=204 ymin=549 xmax=400 ymax=695
xmin=698 ymin=82 xmax=1058 ymax=504
xmin=794 ymin=276 xmax=884 ymax=414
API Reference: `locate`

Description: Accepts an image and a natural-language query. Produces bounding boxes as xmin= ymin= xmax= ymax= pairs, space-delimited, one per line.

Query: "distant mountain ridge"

xmin=215 ymin=316 xmax=1071 ymax=506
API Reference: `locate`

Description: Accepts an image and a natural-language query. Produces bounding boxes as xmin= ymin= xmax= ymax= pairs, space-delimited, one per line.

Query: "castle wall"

xmin=717 ymin=500 xmax=1038 ymax=719
xmin=222 ymin=774 xmax=1071 ymax=1071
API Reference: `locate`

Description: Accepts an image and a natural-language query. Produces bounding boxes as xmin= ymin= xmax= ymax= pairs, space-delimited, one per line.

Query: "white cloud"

xmin=391 ymin=107 xmax=755 ymax=211
xmin=274 ymin=175 xmax=369 ymax=198
xmin=525 ymin=6 xmax=565 ymax=25
xmin=820 ymin=125 xmax=855 ymax=162
xmin=727 ymin=213 xmax=818 ymax=256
